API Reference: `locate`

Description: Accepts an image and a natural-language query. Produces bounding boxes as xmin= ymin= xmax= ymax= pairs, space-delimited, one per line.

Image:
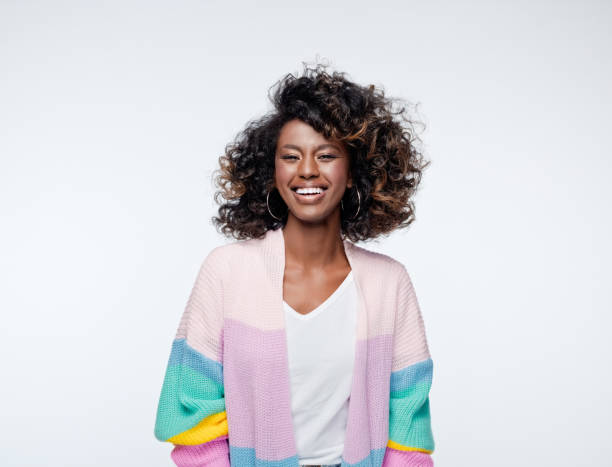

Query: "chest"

xmin=282 ymin=266 xmax=353 ymax=316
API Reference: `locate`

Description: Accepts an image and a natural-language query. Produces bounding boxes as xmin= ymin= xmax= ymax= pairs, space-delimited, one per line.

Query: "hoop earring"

xmin=266 ymin=188 xmax=286 ymax=221
xmin=341 ymin=186 xmax=361 ymax=220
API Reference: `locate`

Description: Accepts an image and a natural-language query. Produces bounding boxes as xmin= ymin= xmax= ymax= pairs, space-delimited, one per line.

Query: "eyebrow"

xmin=279 ymin=143 xmax=341 ymax=152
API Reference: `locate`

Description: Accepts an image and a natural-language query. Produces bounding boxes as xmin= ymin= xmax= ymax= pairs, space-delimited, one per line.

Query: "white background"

xmin=1 ymin=1 xmax=610 ymax=466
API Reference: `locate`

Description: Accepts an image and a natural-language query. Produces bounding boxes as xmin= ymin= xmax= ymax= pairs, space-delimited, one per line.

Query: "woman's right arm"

xmin=382 ymin=264 xmax=435 ymax=467
xmin=154 ymin=249 xmax=231 ymax=467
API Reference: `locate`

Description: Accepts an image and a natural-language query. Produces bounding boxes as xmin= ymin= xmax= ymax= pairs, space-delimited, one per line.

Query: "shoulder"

xmin=201 ymin=236 xmax=264 ymax=273
xmin=348 ymin=242 xmax=409 ymax=280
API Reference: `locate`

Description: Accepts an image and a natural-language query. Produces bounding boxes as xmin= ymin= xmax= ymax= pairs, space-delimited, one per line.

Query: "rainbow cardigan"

xmin=154 ymin=227 xmax=435 ymax=466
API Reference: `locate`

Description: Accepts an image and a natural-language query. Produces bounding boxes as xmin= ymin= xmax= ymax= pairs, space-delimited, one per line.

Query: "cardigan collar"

xmin=261 ymin=227 xmax=366 ymax=316
xmin=262 ymin=226 xmax=362 ymax=278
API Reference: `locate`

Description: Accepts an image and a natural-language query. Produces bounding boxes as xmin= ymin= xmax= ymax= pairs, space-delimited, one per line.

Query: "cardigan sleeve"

xmin=382 ymin=264 xmax=435 ymax=467
xmin=154 ymin=249 xmax=231 ymax=467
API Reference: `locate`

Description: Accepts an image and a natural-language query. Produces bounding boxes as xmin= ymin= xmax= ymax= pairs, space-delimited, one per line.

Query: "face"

xmin=274 ymin=119 xmax=352 ymax=225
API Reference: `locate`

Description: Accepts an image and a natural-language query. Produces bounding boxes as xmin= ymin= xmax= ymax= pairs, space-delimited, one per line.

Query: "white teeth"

xmin=296 ymin=187 xmax=323 ymax=195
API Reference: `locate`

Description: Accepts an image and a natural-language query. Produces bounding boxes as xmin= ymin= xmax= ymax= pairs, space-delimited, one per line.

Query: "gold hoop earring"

xmin=266 ymin=188 xmax=286 ymax=221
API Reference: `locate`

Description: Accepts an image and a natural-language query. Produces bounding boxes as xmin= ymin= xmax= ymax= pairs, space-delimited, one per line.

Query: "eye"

xmin=279 ymin=154 xmax=337 ymax=161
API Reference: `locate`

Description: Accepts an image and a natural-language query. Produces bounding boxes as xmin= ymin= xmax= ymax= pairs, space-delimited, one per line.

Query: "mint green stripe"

xmin=388 ymin=359 xmax=435 ymax=452
xmin=154 ymin=364 xmax=226 ymax=441
xmin=389 ymin=396 xmax=435 ymax=452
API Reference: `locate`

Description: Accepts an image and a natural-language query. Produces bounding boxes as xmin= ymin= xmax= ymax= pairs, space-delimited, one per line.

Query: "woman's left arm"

xmin=382 ymin=264 xmax=435 ymax=467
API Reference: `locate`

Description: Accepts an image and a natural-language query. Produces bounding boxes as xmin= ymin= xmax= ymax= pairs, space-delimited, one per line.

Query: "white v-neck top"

xmin=283 ymin=270 xmax=358 ymax=465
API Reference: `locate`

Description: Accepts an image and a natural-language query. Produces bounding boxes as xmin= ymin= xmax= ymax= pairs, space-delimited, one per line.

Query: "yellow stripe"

xmin=168 ymin=411 xmax=228 ymax=445
xmin=387 ymin=439 xmax=433 ymax=454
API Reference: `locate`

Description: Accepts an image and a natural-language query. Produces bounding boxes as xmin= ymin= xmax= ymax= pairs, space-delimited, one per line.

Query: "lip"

xmin=291 ymin=185 xmax=328 ymax=190
xmin=291 ymin=188 xmax=327 ymax=204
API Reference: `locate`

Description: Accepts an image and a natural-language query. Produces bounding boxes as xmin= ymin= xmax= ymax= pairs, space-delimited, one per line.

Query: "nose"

xmin=297 ymin=154 xmax=319 ymax=179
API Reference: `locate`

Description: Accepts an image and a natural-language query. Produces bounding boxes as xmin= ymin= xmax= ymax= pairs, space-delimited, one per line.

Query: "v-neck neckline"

xmin=270 ymin=226 xmax=369 ymax=465
xmin=283 ymin=269 xmax=353 ymax=320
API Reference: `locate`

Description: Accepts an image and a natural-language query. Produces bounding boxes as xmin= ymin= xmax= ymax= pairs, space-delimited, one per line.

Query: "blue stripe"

xmin=168 ymin=337 xmax=223 ymax=386
xmin=228 ymin=446 xmax=386 ymax=467
xmin=229 ymin=447 xmax=299 ymax=467
xmin=341 ymin=448 xmax=385 ymax=466
xmin=390 ymin=358 xmax=433 ymax=393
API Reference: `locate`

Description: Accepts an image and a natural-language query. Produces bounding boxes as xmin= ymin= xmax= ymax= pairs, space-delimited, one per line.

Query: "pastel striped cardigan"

xmin=154 ymin=227 xmax=435 ymax=466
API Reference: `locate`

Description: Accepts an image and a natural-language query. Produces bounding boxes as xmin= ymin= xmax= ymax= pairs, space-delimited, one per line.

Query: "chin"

xmin=289 ymin=209 xmax=339 ymax=224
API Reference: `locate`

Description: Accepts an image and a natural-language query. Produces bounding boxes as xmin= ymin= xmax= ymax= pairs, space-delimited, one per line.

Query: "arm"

xmin=154 ymin=249 xmax=231 ymax=467
xmin=383 ymin=264 xmax=435 ymax=467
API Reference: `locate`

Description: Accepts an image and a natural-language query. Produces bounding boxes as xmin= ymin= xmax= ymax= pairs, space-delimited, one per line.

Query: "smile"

xmin=291 ymin=187 xmax=327 ymax=203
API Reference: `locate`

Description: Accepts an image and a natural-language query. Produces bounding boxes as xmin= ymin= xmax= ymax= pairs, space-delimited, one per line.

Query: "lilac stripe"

xmin=343 ymin=333 xmax=393 ymax=464
xmin=171 ymin=435 xmax=230 ymax=467
xmin=223 ymin=318 xmax=297 ymax=460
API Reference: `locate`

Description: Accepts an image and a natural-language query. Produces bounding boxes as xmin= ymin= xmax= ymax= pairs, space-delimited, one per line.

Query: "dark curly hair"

xmin=211 ymin=61 xmax=430 ymax=243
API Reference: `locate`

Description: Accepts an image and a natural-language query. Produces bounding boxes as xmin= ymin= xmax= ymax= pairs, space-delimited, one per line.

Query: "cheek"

xmin=275 ymin=163 xmax=291 ymax=183
xmin=324 ymin=163 xmax=350 ymax=185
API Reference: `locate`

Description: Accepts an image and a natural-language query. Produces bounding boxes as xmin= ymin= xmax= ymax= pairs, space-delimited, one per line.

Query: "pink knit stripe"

xmin=382 ymin=447 xmax=433 ymax=467
xmin=223 ymin=318 xmax=297 ymax=460
xmin=351 ymin=256 xmax=404 ymax=339
xmin=222 ymin=237 xmax=286 ymax=331
xmin=174 ymin=250 xmax=226 ymax=364
xmin=342 ymin=333 xmax=394 ymax=464
xmin=170 ymin=435 xmax=230 ymax=467
xmin=391 ymin=265 xmax=431 ymax=372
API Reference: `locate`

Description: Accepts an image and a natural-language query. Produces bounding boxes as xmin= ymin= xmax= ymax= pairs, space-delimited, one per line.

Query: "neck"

xmin=281 ymin=215 xmax=347 ymax=271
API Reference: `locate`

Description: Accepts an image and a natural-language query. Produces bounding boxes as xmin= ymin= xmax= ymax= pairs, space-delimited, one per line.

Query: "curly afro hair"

xmin=211 ymin=61 xmax=430 ymax=243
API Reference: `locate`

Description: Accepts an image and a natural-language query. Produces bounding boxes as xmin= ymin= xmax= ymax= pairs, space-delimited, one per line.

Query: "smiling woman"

xmin=153 ymin=61 xmax=436 ymax=467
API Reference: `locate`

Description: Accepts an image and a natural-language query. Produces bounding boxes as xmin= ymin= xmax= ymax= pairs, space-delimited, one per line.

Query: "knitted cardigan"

xmin=154 ymin=227 xmax=435 ymax=467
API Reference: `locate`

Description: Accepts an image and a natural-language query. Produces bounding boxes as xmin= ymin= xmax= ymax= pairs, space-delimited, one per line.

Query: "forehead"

xmin=276 ymin=119 xmax=343 ymax=150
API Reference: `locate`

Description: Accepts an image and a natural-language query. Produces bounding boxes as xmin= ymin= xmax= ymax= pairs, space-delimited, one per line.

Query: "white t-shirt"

xmin=283 ymin=270 xmax=358 ymax=465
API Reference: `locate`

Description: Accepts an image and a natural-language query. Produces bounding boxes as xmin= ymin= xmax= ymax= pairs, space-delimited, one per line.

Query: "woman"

xmin=154 ymin=63 xmax=435 ymax=467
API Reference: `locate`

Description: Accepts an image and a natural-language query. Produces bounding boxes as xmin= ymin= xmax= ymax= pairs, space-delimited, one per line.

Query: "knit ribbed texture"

xmin=154 ymin=248 xmax=231 ymax=466
xmin=154 ymin=227 xmax=435 ymax=466
xmin=171 ymin=435 xmax=231 ymax=467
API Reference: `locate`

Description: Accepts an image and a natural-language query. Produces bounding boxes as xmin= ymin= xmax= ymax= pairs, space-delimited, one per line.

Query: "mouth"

xmin=290 ymin=186 xmax=328 ymax=203
xmin=291 ymin=186 xmax=328 ymax=193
